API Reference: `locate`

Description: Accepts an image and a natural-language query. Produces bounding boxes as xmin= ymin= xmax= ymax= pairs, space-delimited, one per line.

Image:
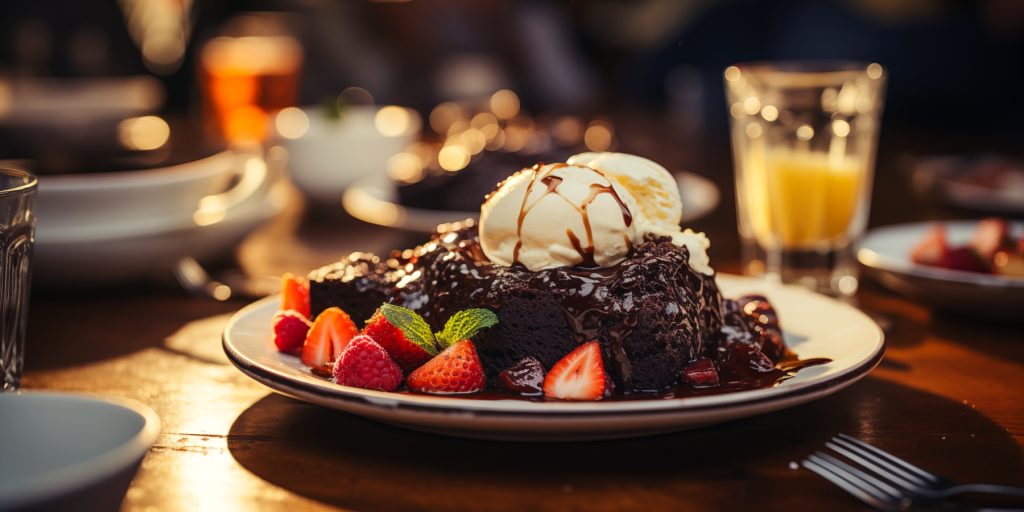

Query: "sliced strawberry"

xmin=910 ymin=224 xmax=948 ymax=266
xmin=970 ymin=218 xmax=1010 ymax=262
xmin=406 ymin=340 xmax=486 ymax=394
xmin=280 ymin=273 xmax=311 ymax=318
xmin=542 ymin=341 xmax=611 ymax=401
xmin=333 ymin=335 xmax=403 ymax=391
xmin=362 ymin=307 xmax=435 ymax=371
xmin=272 ymin=310 xmax=311 ymax=355
xmin=682 ymin=358 xmax=720 ymax=388
xmin=301 ymin=307 xmax=358 ymax=372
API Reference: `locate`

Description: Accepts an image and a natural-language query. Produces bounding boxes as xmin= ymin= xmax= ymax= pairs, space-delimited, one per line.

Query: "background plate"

xmin=857 ymin=221 xmax=1024 ymax=318
xmin=223 ymin=274 xmax=884 ymax=441
xmin=342 ymin=171 xmax=720 ymax=234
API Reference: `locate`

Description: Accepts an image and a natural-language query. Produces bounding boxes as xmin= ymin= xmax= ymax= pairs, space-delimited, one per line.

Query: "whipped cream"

xmin=479 ymin=152 xmax=714 ymax=275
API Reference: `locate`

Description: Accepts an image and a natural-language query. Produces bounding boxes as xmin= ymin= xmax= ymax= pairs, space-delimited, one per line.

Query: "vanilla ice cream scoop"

xmin=567 ymin=152 xmax=682 ymax=229
xmin=479 ymin=153 xmax=714 ymax=275
xmin=479 ymin=163 xmax=641 ymax=270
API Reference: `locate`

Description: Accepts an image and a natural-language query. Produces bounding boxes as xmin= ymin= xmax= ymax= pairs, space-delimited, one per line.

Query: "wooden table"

xmin=22 ymin=139 xmax=1024 ymax=511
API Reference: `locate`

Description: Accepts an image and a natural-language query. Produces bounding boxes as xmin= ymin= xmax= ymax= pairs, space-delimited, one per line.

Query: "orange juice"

xmin=741 ymin=149 xmax=865 ymax=249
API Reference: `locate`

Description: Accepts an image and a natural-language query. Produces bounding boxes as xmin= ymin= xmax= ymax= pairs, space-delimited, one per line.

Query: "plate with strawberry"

xmin=223 ymin=273 xmax=884 ymax=441
xmin=857 ymin=219 xmax=1024 ymax=318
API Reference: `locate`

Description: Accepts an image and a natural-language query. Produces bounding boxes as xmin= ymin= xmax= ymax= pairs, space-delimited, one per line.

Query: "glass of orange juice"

xmin=725 ymin=61 xmax=886 ymax=297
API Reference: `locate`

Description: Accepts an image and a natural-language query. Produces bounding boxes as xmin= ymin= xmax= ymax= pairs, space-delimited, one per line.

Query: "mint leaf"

xmin=436 ymin=308 xmax=499 ymax=349
xmin=378 ymin=304 xmax=438 ymax=356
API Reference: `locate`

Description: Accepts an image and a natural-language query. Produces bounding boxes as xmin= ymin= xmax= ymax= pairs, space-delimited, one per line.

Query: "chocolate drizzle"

xmin=509 ymin=163 xmax=636 ymax=267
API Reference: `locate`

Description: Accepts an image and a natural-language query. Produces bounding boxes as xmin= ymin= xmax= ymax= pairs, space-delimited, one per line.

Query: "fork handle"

xmin=943 ymin=483 xmax=1024 ymax=499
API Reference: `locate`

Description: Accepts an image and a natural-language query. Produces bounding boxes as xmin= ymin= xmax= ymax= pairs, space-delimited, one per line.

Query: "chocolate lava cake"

xmin=309 ymin=220 xmax=724 ymax=393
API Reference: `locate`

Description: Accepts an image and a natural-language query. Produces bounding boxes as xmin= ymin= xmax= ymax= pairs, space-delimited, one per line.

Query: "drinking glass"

xmin=1 ymin=168 xmax=37 ymax=391
xmin=199 ymin=12 xmax=303 ymax=145
xmin=725 ymin=61 xmax=886 ymax=297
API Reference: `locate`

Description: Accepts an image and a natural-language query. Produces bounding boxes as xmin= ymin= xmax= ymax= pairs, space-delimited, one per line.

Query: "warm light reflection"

xmin=745 ymin=122 xmax=763 ymax=139
xmin=470 ymin=112 xmax=500 ymax=139
xmin=342 ymin=187 xmax=404 ymax=226
xmin=724 ymin=65 xmax=741 ymax=82
xmin=832 ymin=119 xmax=851 ymax=137
xmin=387 ymin=152 xmax=425 ymax=183
xmin=438 ymin=145 xmax=470 ymax=172
xmin=552 ymin=116 xmax=584 ymax=145
xmin=429 ymin=102 xmax=463 ymax=134
xmin=118 ymin=115 xmax=170 ymax=150
xmin=457 ymin=129 xmax=487 ymax=155
xmin=743 ymin=96 xmax=761 ymax=116
xmin=374 ymin=106 xmax=411 ymax=136
xmin=274 ymin=107 xmax=309 ymax=139
xmin=760 ymin=105 xmax=779 ymax=122
xmin=194 ymin=157 xmax=267 ymax=226
xmin=866 ymin=63 xmax=884 ymax=80
xmin=489 ymin=89 xmax=520 ymax=120
xmin=796 ymin=124 xmax=815 ymax=141
xmin=583 ymin=120 xmax=613 ymax=151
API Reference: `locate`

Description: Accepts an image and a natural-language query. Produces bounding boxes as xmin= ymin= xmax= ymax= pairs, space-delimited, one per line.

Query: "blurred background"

xmin=2 ymin=0 xmax=1022 ymax=290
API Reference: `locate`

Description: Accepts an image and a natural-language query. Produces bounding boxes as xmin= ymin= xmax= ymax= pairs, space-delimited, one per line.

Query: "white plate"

xmin=342 ymin=171 xmax=720 ymax=233
xmin=222 ymin=274 xmax=884 ymax=441
xmin=857 ymin=221 xmax=1024 ymax=318
xmin=0 ymin=392 xmax=159 ymax=511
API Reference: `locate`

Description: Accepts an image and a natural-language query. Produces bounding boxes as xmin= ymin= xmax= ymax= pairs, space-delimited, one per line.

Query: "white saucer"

xmin=222 ymin=274 xmax=884 ymax=441
xmin=342 ymin=171 xmax=720 ymax=233
xmin=857 ymin=221 xmax=1024 ymax=317
xmin=0 ymin=392 xmax=159 ymax=511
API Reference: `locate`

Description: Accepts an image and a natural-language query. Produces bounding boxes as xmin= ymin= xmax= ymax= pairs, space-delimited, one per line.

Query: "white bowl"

xmin=0 ymin=392 xmax=160 ymax=511
xmin=278 ymin=105 xmax=419 ymax=208
xmin=34 ymin=150 xmax=245 ymax=241
xmin=28 ymin=150 xmax=285 ymax=286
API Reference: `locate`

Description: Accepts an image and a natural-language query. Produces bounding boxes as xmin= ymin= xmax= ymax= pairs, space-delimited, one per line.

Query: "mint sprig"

xmin=378 ymin=304 xmax=439 ymax=356
xmin=435 ymin=308 xmax=499 ymax=349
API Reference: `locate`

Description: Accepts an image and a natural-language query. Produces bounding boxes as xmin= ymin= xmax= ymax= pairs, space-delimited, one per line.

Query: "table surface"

xmin=23 ymin=128 xmax=1024 ymax=511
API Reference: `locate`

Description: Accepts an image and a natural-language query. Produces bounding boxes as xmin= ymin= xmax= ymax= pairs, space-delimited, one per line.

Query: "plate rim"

xmin=857 ymin=220 xmax=1024 ymax=289
xmin=223 ymin=274 xmax=885 ymax=419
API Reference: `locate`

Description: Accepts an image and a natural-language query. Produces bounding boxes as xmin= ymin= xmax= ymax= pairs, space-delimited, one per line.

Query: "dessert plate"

xmin=223 ymin=274 xmax=884 ymax=441
xmin=342 ymin=171 xmax=720 ymax=233
xmin=857 ymin=221 xmax=1024 ymax=318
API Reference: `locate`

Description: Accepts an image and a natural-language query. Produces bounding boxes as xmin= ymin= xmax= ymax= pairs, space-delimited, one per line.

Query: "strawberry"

xmin=406 ymin=340 xmax=486 ymax=394
xmin=909 ymin=224 xmax=948 ymax=266
xmin=272 ymin=310 xmax=311 ymax=355
xmin=542 ymin=341 xmax=611 ymax=401
xmin=301 ymin=307 xmax=358 ymax=372
xmin=280 ymin=273 xmax=311 ymax=318
xmin=362 ymin=305 xmax=437 ymax=371
xmin=970 ymin=218 xmax=1010 ymax=262
xmin=333 ymin=335 xmax=403 ymax=391
xmin=682 ymin=358 xmax=720 ymax=388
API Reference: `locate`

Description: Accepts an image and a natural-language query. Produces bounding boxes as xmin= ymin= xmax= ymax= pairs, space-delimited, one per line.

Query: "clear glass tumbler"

xmin=1 ymin=168 xmax=37 ymax=391
xmin=725 ymin=61 xmax=886 ymax=297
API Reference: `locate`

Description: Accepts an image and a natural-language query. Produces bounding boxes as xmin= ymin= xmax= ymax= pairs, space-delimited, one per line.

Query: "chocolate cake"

xmin=310 ymin=221 xmax=724 ymax=392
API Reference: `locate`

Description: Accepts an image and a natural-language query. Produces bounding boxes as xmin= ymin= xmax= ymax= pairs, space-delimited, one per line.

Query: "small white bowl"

xmin=277 ymin=105 xmax=420 ymax=208
xmin=34 ymin=150 xmax=246 ymax=241
xmin=0 ymin=392 xmax=160 ymax=511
